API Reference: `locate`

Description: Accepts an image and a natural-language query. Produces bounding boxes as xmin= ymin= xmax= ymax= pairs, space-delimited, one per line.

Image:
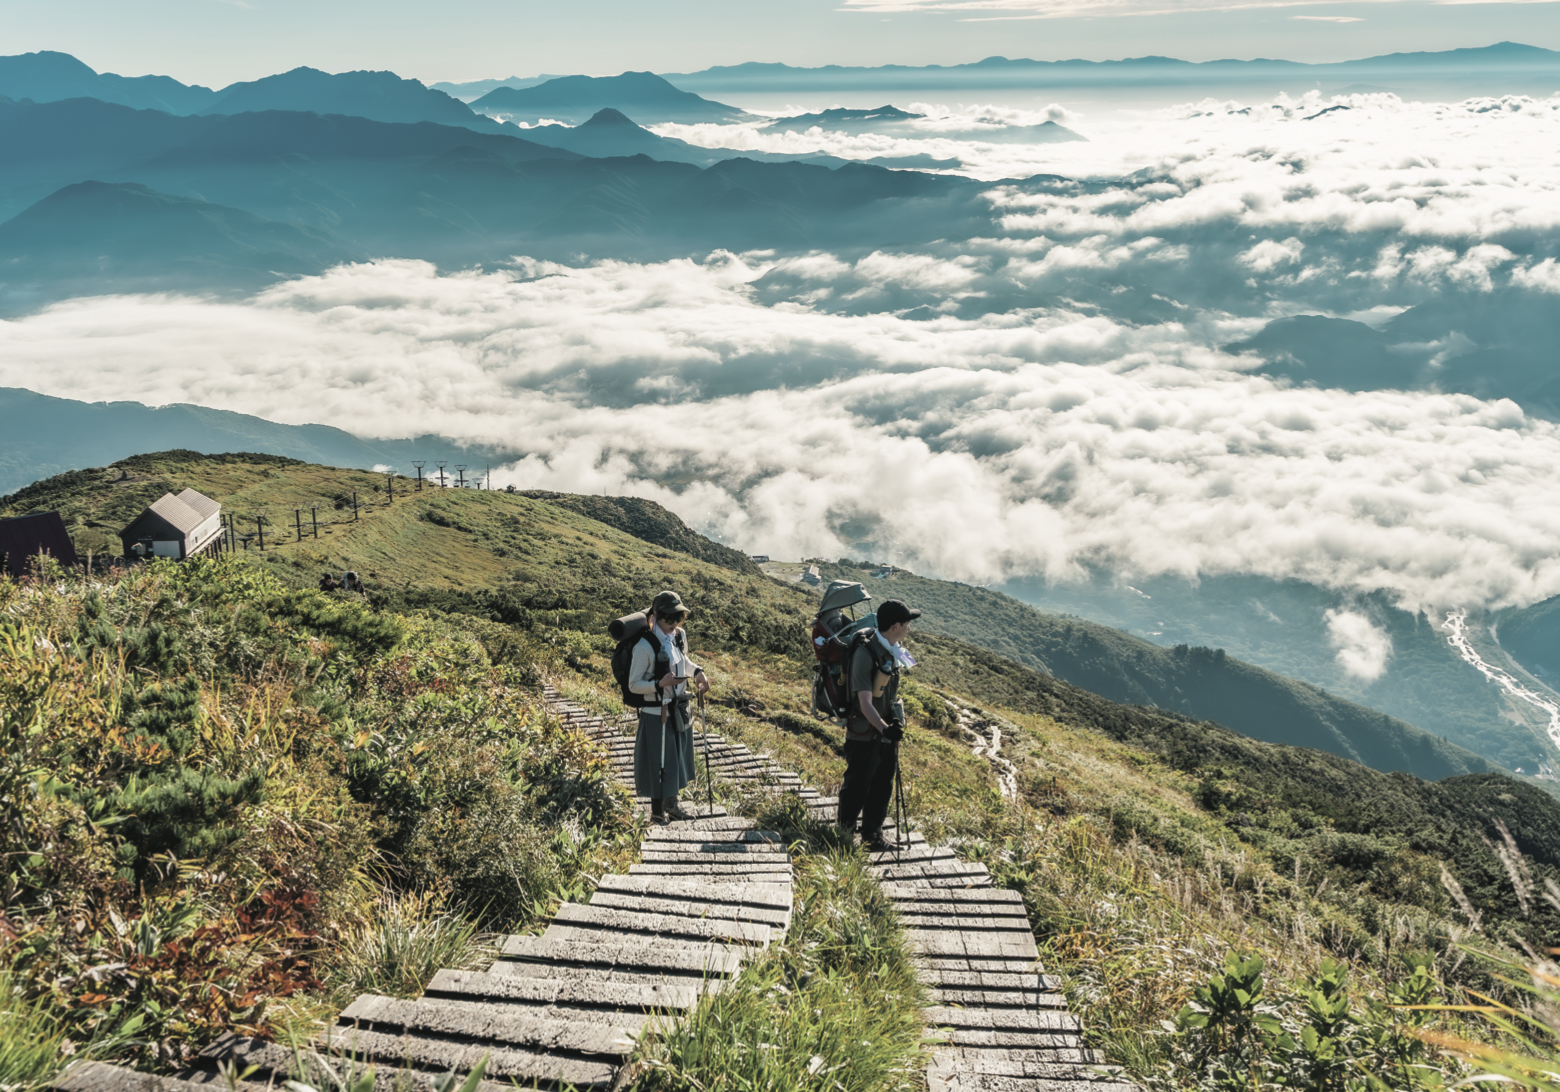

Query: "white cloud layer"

xmin=6 ymin=92 xmax=1560 ymax=616
xmin=1324 ymin=608 xmax=1394 ymax=680
xmin=4 ymin=252 xmax=1560 ymax=615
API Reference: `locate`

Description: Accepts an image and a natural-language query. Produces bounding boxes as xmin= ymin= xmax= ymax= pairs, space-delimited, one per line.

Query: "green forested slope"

xmin=814 ymin=560 xmax=1500 ymax=781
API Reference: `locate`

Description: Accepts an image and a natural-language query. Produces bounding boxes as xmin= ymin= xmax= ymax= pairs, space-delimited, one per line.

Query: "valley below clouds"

xmin=6 ymin=88 xmax=1560 ymax=619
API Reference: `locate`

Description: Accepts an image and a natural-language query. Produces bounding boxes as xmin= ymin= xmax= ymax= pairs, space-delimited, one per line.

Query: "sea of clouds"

xmin=4 ymin=90 xmax=1560 ymax=618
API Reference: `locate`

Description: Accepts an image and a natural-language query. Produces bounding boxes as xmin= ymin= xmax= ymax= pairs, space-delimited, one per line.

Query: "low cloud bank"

xmin=3 ymin=254 xmax=1559 ymax=615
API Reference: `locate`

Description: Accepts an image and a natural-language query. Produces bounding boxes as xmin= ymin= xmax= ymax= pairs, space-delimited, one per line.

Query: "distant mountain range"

xmin=0 ymin=51 xmax=515 ymax=133
xmin=432 ymin=75 xmax=565 ymax=100
xmin=662 ymin=41 xmax=1560 ymax=95
xmin=0 ymin=388 xmax=512 ymax=499
xmin=469 ymin=71 xmax=751 ymax=125
xmin=0 ymin=95 xmax=994 ymax=306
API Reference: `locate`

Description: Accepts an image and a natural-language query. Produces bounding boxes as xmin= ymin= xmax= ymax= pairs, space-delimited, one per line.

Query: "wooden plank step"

xmin=644 ymin=827 xmax=775 ymax=843
xmin=542 ymin=903 xmax=773 ymax=947
xmin=871 ymin=860 xmax=993 ymax=884
xmin=899 ymin=913 xmax=1034 ymax=933
xmin=424 ymin=968 xmax=707 ymax=1011
xmin=639 ymin=844 xmax=789 ymax=859
xmin=921 ymin=970 xmax=1061 ymax=992
xmin=933 ymin=1028 xmax=1084 ymax=1050
xmin=935 ymin=1046 xmax=1094 ymax=1065
xmin=497 ymin=935 xmax=746 ymax=977
xmin=320 ymin=1025 xmax=617 ymax=1088
xmin=926 ymin=987 xmax=1068 ymax=1009
xmin=627 ymin=862 xmax=792 ymax=878
xmin=55 ymin=1063 xmax=272 ymax=1092
xmin=592 ymin=875 xmax=792 ymax=909
xmin=911 ymin=932 xmax=1040 ymax=960
xmin=925 ymin=1008 xmax=1081 ymax=1033
xmin=927 ymin=1060 xmax=1136 ymax=1092
xmin=185 ymin=1037 xmax=518 ymax=1092
xmin=882 ymin=885 xmax=1024 ymax=906
xmin=588 ymin=891 xmax=791 ymax=929
xmin=338 ymin=994 xmax=641 ymax=1054
xmin=917 ymin=955 xmax=1048 ymax=977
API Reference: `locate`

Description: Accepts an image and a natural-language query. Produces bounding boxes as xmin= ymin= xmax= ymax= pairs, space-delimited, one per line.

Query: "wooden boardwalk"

xmin=52 ymin=686 xmax=1134 ymax=1092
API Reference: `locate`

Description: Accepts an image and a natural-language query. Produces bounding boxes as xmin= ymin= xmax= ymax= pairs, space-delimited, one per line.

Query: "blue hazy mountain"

xmin=0 ymin=181 xmax=366 ymax=305
xmin=197 ymin=67 xmax=509 ymax=132
xmin=0 ymin=50 xmax=218 ymax=113
xmin=0 ymin=53 xmax=512 ymax=133
xmin=1229 ymin=295 xmax=1560 ymax=417
xmin=518 ymin=108 xmax=732 ymax=165
xmin=0 ymin=388 xmax=511 ymax=498
xmin=0 ymin=96 xmax=581 ymax=219
xmin=516 ymin=108 xmax=856 ymax=169
xmin=471 ymin=71 xmax=751 ymax=125
xmin=431 ymin=75 xmax=565 ymax=101
xmin=0 ymin=92 xmax=993 ymax=281
xmin=764 ymin=105 xmax=927 ymax=133
xmin=664 ymin=41 xmax=1560 ymax=97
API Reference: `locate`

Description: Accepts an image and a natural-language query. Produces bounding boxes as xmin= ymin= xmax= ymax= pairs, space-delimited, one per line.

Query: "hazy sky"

xmin=5 ymin=0 xmax=1559 ymax=87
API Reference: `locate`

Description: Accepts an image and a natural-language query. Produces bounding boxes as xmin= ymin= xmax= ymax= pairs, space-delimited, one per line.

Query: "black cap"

xmin=877 ymin=599 xmax=921 ymax=629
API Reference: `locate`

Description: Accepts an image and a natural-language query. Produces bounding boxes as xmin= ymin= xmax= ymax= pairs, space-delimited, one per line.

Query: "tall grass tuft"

xmin=323 ymin=891 xmax=495 ymax=1005
xmin=626 ymin=806 xmax=929 ymax=1092
xmin=0 ymin=960 xmax=81 ymax=1091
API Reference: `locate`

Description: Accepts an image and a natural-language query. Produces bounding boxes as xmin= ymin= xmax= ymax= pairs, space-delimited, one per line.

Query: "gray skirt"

xmin=633 ymin=702 xmax=696 ymax=798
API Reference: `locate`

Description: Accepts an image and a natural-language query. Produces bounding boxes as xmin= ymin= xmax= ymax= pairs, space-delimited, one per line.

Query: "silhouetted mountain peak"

xmin=470 ymin=71 xmax=749 ymax=125
xmin=581 ymin=107 xmax=641 ymax=128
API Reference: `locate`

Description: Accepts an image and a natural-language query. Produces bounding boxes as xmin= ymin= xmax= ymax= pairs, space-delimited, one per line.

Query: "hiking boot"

xmin=650 ymin=803 xmax=669 ymax=826
xmin=663 ymin=797 xmax=692 ymax=821
xmin=862 ymin=830 xmax=900 ymax=853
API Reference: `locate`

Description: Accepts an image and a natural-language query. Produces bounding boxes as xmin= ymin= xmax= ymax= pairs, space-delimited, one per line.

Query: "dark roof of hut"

xmin=0 ymin=511 xmax=75 ymax=577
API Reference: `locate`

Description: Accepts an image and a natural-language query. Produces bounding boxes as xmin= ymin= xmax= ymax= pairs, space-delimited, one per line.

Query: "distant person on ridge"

xmin=838 ymin=597 xmax=919 ymax=852
xmin=629 ymin=590 xmax=711 ymax=824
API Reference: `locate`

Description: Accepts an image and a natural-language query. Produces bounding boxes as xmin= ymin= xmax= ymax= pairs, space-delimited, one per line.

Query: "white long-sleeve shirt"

xmin=627 ymin=626 xmax=701 ymax=708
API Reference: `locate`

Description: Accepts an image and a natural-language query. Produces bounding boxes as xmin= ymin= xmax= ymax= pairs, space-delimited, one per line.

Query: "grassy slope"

xmin=793 ymin=560 xmax=1500 ymax=781
xmin=8 ymin=454 xmax=1560 ymax=1063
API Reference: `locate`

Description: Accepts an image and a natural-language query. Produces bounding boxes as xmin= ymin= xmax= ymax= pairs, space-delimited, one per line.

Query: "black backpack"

xmin=609 ymin=609 xmax=686 ymax=709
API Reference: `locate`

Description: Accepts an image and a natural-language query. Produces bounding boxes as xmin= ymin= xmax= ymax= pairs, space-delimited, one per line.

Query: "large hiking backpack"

xmin=809 ymin=580 xmax=879 ymax=724
xmin=609 ymin=609 xmax=685 ymax=709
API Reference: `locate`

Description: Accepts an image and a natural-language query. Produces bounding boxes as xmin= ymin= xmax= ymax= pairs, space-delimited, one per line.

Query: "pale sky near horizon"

xmin=4 ymin=0 xmax=1559 ymax=88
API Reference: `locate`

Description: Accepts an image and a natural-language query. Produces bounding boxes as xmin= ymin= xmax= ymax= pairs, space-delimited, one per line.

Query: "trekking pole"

xmin=894 ymin=740 xmax=907 ymax=861
xmin=700 ymin=690 xmax=713 ymax=816
xmin=659 ymin=701 xmax=669 ymax=816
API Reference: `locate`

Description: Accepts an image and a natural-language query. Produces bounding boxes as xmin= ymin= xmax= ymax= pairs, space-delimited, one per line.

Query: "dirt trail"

xmin=948 ymin=699 xmax=1019 ymax=799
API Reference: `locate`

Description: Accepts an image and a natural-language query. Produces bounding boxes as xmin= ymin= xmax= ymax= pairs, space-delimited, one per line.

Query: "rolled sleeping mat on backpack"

xmin=609 ymin=610 xmax=651 ymax=641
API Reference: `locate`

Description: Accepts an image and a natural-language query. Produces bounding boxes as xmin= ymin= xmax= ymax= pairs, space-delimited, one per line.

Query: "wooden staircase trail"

xmin=51 ymin=685 xmax=1136 ymax=1092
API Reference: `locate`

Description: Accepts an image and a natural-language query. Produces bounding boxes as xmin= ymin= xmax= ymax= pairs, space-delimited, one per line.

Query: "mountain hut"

xmin=119 ymin=488 xmax=223 ymax=561
xmin=0 ymin=511 xmax=76 ymax=577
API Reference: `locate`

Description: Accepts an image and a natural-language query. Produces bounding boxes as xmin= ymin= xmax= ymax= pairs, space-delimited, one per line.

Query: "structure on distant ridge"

xmin=119 ymin=488 xmax=223 ymax=561
xmin=0 ymin=511 xmax=76 ymax=577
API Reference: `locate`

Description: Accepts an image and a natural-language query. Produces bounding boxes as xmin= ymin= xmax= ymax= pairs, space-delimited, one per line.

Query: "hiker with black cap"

xmin=838 ymin=597 xmax=920 ymax=851
xmin=628 ymin=590 xmax=710 ymax=824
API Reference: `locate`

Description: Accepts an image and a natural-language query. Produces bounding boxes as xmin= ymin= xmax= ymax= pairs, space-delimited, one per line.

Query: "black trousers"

xmin=837 ymin=737 xmax=896 ymax=836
